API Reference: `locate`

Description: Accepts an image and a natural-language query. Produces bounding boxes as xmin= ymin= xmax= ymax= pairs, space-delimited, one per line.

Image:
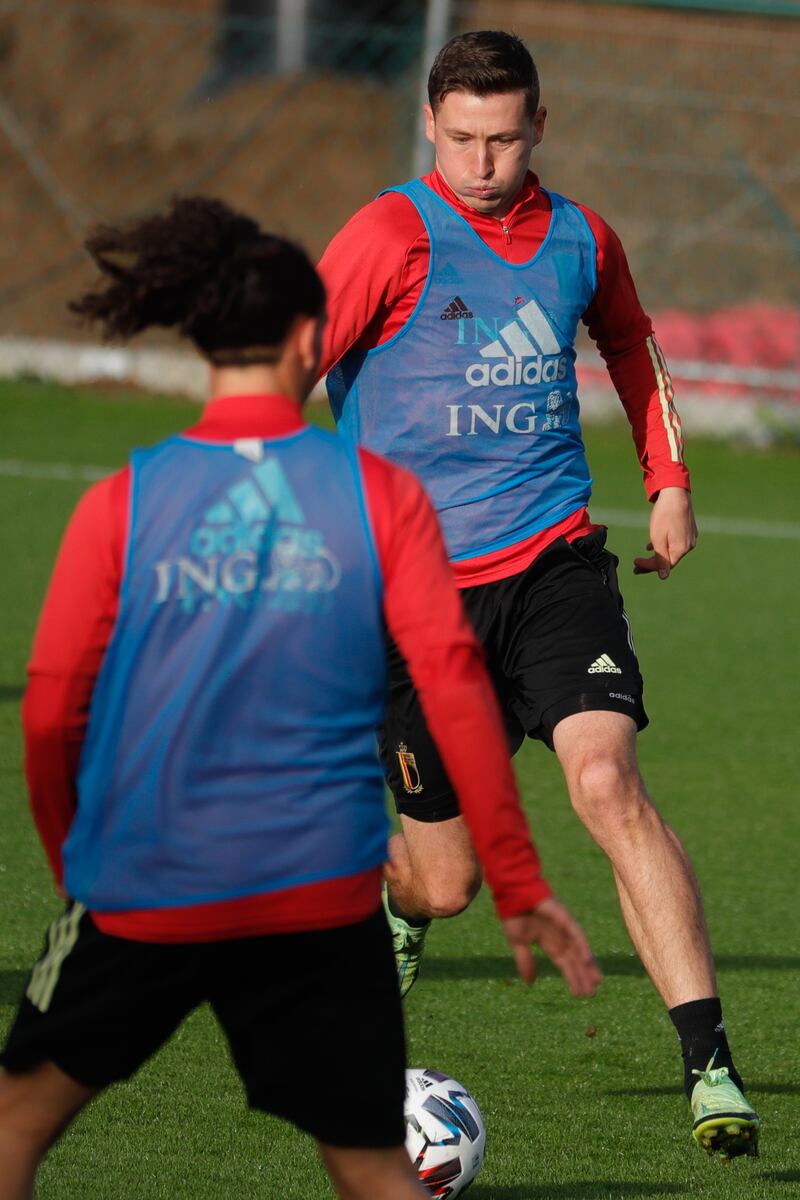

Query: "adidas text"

xmin=466 ymin=354 xmax=569 ymax=388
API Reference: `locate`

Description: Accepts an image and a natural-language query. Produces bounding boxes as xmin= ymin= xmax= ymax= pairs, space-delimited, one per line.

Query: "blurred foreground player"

xmin=0 ymin=197 xmax=600 ymax=1200
xmin=319 ymin=29 xmax=760 ymax=1161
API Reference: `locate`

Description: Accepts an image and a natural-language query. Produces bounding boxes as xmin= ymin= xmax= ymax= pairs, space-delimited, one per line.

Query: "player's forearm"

xmin=606 ymin=334 xmax=691 ymax=498
xmin=22 ymin=675 xmax=86 ymax=884
xmin=21 ymin=482 xmax=119 ymax=886
xmin=579 ymin=209 xmax=690 ymax=494
xmin=415 ymin=665 xmax=552 ymax=917
xmin=369 ymin=459 xmax=551 ymax=914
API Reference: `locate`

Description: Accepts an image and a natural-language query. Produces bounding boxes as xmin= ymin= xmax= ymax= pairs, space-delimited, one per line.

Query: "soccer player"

xmin=0 ymin=197 xmax=600 ymax=1200
xmin=318 ymin=30 xmax=760 ymax=1160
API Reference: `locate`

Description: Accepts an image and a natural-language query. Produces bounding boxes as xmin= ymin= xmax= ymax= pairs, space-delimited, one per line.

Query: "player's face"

xmin=425 ymin=90 xmax=545 ymax=221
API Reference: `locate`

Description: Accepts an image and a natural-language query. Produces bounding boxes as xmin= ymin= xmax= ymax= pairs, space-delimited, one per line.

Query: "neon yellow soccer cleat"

xmin=382 ymin=888 xmax=430 ymax=999
xmin=691 ymin=1056 xmax=760 ymax=1161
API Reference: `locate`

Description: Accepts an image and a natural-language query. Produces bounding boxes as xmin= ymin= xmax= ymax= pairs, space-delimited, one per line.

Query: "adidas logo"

xmin=463 ymin=296 xmax=569 ymax=389
xmin=153 ymin=455 xmax=340 ymax=611
xmin=588 ymin=653 xmax=622 ymax=674
xmin=201 ymin=457 xmax=304 ymax=532
xmin=479 ymin=297 xmax=561 ymax=359
xmin=441 ymin=295 xmax=473 ymax=320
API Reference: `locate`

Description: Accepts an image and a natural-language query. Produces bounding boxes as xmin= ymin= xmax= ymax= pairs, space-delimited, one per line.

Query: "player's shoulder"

xmin=554 ymin=191 xmax=623 ymax=249
xmin=59 ymin=466 xmax=130 ymax=564
xmin=76 ymin=463 xmax=131 ymax=530
xmin=328 ymin=188 xmax=426 ymax=249
xmin=75 ymin=465 xmax=130 ymax=519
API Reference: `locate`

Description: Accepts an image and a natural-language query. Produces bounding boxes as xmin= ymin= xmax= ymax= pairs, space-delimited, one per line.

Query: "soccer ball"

xmin=404 ymin=1068 xmax=486 ymax=1198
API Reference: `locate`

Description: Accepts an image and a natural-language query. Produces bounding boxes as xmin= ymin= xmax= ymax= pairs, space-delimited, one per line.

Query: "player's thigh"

xmin=210 ymin=910 xmax=407 ymax=1148
xmin=505 ymin=532 xmax=648 ymax=746
xmin=0 ymin=902 xmax=204 ymax=1090
xmin=379 ymin=634 xmax=523 ymax=825
xmin=378 ymin=640 xmax=461 ymax=823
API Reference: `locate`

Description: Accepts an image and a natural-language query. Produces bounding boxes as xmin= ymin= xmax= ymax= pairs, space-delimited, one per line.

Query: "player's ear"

xmin=533 ymin=106 xmax=547 ymax=148
xmin=295 ymin=314 xmax=323 ymax=374
xmin=424 ymin=104 xmax=435 ymax=145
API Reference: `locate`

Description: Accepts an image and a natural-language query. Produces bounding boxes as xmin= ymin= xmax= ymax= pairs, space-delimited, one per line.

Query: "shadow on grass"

xmin=606 ymin=1080 xmax=799 ymax=1097
xmin=423 ymin=953 xmax=800 ymax=983
xmin=0 ymin=684 xmax=24 ymax=703
xmin=761 ymin=1172 xmax=800 ymax=1184
xmin=0 ymin=971 xmax=28 ymax=1005
xmin=471 ymin=1182 xmax=685 ymax=1198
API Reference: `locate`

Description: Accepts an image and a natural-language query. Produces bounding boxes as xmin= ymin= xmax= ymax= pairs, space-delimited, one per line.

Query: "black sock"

xmin=386 ymin=889 xmax=431 ymax=929
xmin=669 ymin=997 xmax=744 ymax=1099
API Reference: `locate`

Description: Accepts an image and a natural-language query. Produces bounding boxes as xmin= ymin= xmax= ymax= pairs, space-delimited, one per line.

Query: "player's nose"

xmin=473 ymin=147 xmax=494 ymax=178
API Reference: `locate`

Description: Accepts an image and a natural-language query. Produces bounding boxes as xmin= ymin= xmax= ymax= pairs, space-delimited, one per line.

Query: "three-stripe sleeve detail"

xmin=647 ymin=335 xmax=684 ymax=464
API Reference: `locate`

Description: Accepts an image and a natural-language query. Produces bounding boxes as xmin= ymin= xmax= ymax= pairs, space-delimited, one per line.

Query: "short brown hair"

xmin=427 ymin=30 xmax=539 ymax=116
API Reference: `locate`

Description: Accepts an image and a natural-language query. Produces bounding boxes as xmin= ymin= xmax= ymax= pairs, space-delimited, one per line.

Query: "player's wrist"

xmin=648 ymin=477 xmax=692 ymax=502
xmin=493 ymin=876 xmax=553 ymax=920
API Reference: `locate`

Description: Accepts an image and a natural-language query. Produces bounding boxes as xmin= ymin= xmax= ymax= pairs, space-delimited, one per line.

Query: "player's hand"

xmin=500 ymin=897 xmax=602 ymax=997
xmin=633 ymin=486 xmax=697 ymax=580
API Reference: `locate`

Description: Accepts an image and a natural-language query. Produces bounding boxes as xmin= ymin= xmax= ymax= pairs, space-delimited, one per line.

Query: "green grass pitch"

xmin=1 ymin=379 xmax=798 ymax=1198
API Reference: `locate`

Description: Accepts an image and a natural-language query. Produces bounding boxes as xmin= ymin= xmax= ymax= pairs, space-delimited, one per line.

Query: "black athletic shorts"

xmin=379 ymin=529 xmax=648 ymax=822
xmin=1 ymin=901 xmax=406 ymax=1148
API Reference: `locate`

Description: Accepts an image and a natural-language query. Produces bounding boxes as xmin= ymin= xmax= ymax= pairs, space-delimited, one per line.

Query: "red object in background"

xmin=656 ymin=304 xmax=799 ymax=370
xmin=577 ymin=304 xmax=799 ymax=403
xmin=651 ymin=305 xmax=800 ymax=400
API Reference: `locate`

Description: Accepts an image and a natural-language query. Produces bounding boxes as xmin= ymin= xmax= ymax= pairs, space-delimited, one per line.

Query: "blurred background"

xmin=0 ymin=0 xmax=798 ymax=439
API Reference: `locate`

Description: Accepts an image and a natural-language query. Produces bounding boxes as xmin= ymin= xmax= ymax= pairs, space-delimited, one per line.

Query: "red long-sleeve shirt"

xmin=319 ymin=169 xmax=689 ymax=586
xmin=23 ymin=392 xmax=551 ymax=942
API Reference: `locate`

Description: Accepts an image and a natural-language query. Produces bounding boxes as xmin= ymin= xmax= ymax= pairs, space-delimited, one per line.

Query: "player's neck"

xmin=208 ymin=363 xmax=305 ymax=406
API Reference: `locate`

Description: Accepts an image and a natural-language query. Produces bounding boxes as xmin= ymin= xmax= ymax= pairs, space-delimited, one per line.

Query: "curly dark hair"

xmin=427 ymin=30 xmax=539 ymax=116
xmin=70 ymin=196 xmax=325 ymax=364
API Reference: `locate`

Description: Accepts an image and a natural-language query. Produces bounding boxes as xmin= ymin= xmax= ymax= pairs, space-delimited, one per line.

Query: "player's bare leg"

xmin=386 ymin=815 xmax=481 ymax=921
xmin=318 ymin=1142 xmax=429 ymax=1200
xmin=0 ymin=1062 xmax=96 ymax=1200
xmin=554 ymin=709 xmax=759 ymax=1158
xmin=382 ymin=815 xmax=481 ymax=997
xmin=553 ymin=709 xmax=715 ymax=1005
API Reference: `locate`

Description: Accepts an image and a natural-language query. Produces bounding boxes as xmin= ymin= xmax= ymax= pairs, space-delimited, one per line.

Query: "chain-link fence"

xmin=0 ymin=0 xmax=798 ymax=421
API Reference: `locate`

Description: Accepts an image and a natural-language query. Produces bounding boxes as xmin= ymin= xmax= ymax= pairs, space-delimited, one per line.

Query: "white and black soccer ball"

xmin=404 ymin=1068 xmax=486 ymax=1199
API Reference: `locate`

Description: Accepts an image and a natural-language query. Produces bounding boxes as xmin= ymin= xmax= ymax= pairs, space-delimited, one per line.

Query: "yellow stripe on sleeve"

xmin=647 ymin=335 xmax=684 ymax=464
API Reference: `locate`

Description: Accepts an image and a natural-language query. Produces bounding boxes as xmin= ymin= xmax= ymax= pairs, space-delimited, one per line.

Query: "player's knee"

xmin=569 ymin=754 xmax=648 ymax=834
xmin=421 ymin=868 xmax=482 ymax=920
